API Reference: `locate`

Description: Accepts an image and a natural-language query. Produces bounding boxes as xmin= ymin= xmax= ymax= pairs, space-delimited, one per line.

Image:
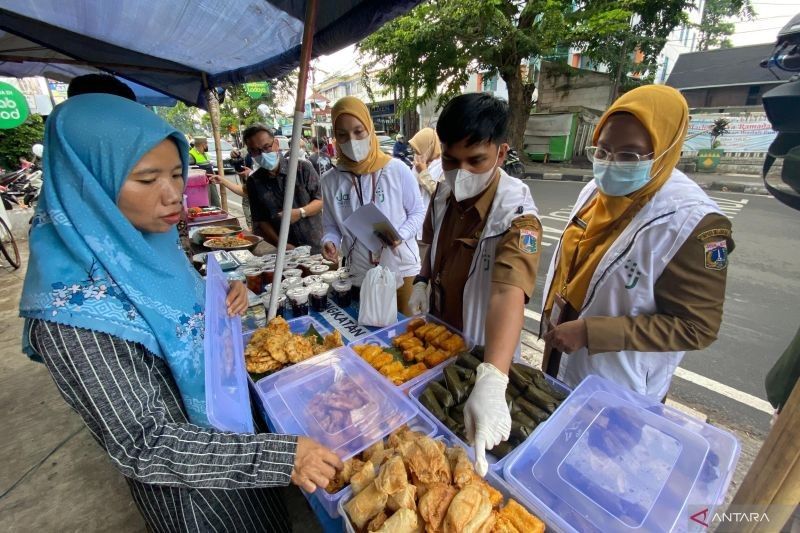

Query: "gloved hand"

xmin=407 ymin=281 xmax=429 ymax=315
xmin=464 ymin=362 xmax=511 ymax=477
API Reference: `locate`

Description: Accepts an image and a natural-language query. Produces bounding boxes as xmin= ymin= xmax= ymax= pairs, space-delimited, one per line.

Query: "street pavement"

xmin=523 ymin=179 xmax=800 ymax=438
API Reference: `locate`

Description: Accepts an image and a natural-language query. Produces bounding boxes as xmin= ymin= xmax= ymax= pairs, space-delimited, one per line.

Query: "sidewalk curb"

xmin=523 ymin=173 xmax=771 ymax=195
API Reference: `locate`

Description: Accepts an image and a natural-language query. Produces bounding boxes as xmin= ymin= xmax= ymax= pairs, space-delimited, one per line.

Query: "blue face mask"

xmin=255 ymin=151 xmax=279 ymax=171
xmin=592 ymin=159 xmax=655 ymax=196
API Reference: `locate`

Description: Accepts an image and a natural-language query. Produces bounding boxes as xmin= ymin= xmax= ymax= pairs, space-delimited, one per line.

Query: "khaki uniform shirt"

xmin=422 ymin=177 xmax=542 ymax=331
xmin=585 ymin=213 xmax=734 ymax=354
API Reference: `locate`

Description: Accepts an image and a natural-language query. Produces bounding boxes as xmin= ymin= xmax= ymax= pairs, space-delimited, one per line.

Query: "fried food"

xmin=423 ymin=349 xmax=451 ymax=368
xmin=386 ymin=425 xmax=424 ymax=449
xmin=424 ymin=325 xmax=447 ymax=342
xmin=447 ymin=446 xmax=476 ymax=488
xmin=351 ymin=461 xmax=378 ymax=495
xmin=371 ymin=352 xmax=395 ymax=370
xmin=306 ymin=376 xmax=374 ymax=434
xmin=403 ymin=346 xmax=425 ymax=362
xmin=418 ymin=482 xmax=458 ymax=532
xmin=244 ymin=317 xmax=342 ymax=376
xmin=413 ymin=322 xmax=435 ymax=339
xmin=496 ymin=499 xmax=544 ymax=533
xmin=398 ymin=436 xmax=451 ymax=485
xmin=443 ymin=483 xmax=492 ymax=533
xmin=440 ymin=334 xmax=466 ymax=354
xmin=375 ymin=508 xmax=419 ymax=532
xmin=392 ymin=331 xmax=416 ymax=347
xmin=387 ymin=484 xmax=417 ymax=512
xmin=379 ymin=361 xmax=405 ymax=378
xmin=401 ymin=363 xmax=428 ymax=383
xmin=398 ymin=336 xmax=425 ymax=351
xmin=406 ymin=317 xmax=426 ymax=332
xmin=375 ymin=456 xmax=409 ymax=495
xmin=368 ymin=511 xmax=389 ymax=532
xmin=362 ymin=441 xmax=385 ymax=464
xmin=325 ymin=457 xmax=366 ymax=494
xmin=432 ymin=330 xmax=453 ymax=348
xmin=345 ymin=480 xmax=388 ymax=530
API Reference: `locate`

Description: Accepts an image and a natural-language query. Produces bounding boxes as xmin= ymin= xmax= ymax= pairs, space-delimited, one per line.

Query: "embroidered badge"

xmin=519 ymin=228 xmax=539 ymax=254
xmin=704 ymin=240 xmax=728 ymax=270
xmin=697 ymin=228 xmax=732 ymax=241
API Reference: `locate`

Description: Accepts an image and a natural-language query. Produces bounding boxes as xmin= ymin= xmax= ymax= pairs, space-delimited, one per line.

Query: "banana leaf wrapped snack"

xmin=417 ymin=346 xmax=569 ymax=460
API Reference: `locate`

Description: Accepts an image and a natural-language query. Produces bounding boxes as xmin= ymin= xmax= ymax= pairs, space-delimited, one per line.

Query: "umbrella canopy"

xmin=0 ymin=0 xmax=420 ymax=107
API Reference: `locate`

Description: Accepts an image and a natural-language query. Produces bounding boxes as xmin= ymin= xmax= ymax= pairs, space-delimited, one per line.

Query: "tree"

xmin=359 ymin=0 xmax=690 ymax=151
xmin=695 ymin=0 xmax=755 ymax=51
xmin=0 ymin=114 xmax=44 ymax=170
xmin=154 ymin=102 xmax=197 ymax=135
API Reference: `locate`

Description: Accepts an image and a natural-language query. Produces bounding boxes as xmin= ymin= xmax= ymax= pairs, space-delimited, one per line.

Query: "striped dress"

xmin=28 ymin=319 xmax=297 ymax=532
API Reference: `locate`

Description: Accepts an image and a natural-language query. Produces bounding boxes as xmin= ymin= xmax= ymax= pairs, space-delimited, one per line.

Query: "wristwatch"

xmin=300 ymin=207 xmax=307 ymax=219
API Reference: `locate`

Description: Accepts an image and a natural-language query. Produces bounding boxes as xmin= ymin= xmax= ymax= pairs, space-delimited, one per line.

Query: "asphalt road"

xmin=523 ymin=180 xmax=800 ymax=436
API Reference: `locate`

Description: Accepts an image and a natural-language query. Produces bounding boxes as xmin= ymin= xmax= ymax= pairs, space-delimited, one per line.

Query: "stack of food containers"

xmin=502 ymin=375 xmax=740 ymax=532
xmin=252 ymin=347 xmax=426 ymax=517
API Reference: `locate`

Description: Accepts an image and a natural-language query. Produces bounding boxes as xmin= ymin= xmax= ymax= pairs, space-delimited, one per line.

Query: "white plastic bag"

xmin=358 ymin=265 xmax=398 ymax=328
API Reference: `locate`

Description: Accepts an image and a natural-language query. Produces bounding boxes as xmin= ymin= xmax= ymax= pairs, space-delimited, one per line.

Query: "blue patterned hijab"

xmin=20 ymin=94 xmax=210 ymax=426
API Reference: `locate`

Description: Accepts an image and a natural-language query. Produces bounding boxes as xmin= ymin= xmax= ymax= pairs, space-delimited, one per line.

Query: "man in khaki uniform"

xmin=408 ymin=93 xmax=541 ymax=475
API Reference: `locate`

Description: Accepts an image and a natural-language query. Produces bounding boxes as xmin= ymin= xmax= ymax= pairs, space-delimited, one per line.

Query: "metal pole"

xmin=268 ymin=0 xmax=319 ymax=320
xmin=203 ymin=74 xmax=228 ymax=211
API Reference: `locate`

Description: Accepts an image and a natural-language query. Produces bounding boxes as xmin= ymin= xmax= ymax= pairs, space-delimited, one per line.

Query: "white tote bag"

xmin=358 ymin=265 xmax=398 ymax=328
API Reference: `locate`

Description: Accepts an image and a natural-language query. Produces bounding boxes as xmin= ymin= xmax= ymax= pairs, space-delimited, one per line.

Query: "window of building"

xmin=746 ymin=85 xmax=761 ymax=106
xmin=483 ymin=75 xmax=498 ymax=92
xmin=660 ymin=57 xmax=670 ymax=83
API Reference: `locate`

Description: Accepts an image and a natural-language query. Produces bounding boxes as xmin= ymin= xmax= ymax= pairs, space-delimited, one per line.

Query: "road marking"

xmin=521 ymin=306 xmax=774 ymax=415
xmin=708 ymin=196 xmax=749 ymax=219
xmin=672 ymin=366 xmax=773 ymax=414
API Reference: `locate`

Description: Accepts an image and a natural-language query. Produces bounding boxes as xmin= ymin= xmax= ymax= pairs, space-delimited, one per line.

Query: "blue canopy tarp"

xmin=0 ymin=0 xmax=419 ymax=108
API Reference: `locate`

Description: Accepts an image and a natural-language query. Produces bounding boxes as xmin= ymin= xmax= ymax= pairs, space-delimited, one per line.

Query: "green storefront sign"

xmin=244 ymin=82 xmax=270 ymax=99
xmin=0 ymin=82 xmax=29 ymax=129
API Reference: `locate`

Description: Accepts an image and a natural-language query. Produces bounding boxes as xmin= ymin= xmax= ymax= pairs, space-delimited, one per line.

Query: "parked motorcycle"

xmin=503 ymin=148 xmax=525 ymax=178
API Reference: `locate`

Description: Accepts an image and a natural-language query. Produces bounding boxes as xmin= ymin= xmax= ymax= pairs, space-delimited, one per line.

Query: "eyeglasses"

xmin=586 ymin=146 xmax=654 ymax=163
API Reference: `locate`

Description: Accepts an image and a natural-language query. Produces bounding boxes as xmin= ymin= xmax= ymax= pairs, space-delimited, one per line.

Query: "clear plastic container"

xmin=292 ymin=412 xmax=438 ymax=519
xmin=407 ymin=358 xmax=570 ymax=472
xmin=252 ymin=347 xmax=419 ymax=460
xmin=203 ymin=254 xmax=254 ymax=433
xmin=337 ymin=436 xmax=547 ymax=533
xmin=346 ymin=314 xmax=474 ymax=392
xmin=503 ymin=375 xmax=741 ymax=533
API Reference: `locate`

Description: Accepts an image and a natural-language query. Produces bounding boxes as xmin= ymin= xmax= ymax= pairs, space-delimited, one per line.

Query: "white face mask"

xmin=443 ymin=152 xmax=500 ymax=202
xmin=339 ymin=137 xmax=371 ymax=162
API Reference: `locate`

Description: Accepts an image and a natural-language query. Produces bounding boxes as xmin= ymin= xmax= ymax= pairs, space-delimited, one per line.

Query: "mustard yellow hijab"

xmin=408 ymin=127 xmax=442 ymax=164
xmin=547 ymin=85 xmax=689 ymax=312
xmin=332 ymin=96 xmax=392 ymax=174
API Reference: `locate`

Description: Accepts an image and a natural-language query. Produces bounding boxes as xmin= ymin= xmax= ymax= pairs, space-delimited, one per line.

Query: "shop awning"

xmin=0 ymin=1 xmax=420 ymax=108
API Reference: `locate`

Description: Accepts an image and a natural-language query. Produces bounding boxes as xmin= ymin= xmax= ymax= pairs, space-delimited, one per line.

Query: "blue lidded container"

xmin=503 ymin=375 xmax=741 ymax=533
xmin=203 ymin=254 xmax=254 ymax=433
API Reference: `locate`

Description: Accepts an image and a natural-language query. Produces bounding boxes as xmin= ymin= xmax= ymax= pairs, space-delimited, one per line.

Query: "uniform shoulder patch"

xmin=518 ymin=227 xmax=539 ymax=254
xmin=697 ymin=228 xmax=732 ymax=241
xmin=704 ymin=240 xmax=728 ymax=270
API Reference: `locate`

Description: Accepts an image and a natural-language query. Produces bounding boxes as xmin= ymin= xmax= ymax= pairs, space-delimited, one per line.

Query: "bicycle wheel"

xmin=0 ymin=216 xmax=21 ymax=269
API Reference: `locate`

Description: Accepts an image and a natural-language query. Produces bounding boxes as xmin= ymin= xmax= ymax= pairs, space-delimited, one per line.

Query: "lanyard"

xmin=350 ymin=171 xmax=380 ymax=207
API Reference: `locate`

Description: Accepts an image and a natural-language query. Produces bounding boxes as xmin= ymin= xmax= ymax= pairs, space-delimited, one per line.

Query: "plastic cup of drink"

xmin=309 ymin=264 xmax=329 ymax=275
xmin=261 ymin=267 xmax=275 ymax=285
xmin=281 ymin=278 xmax=304 ymax=292
xmin=321 ymin=271 xmax=339 ymax=285
xmin=332 ymin=279 xmax=353 ymax=307
xmin=293 ymin=246 xmax=311 ymax=258
xmin=309 ymin=282 xmax=330 ymax=312
xmin=283 ymin=268 xmax=303 ymax=279
xmin=287 ymin=287 xmax=310 ymax=317
xmin=303 ymin=275 xmax=323 ymax=287
xmin=243 ymin=268 xmax=264 ymax=294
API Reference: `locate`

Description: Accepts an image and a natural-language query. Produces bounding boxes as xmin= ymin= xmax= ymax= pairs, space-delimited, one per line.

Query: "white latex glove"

xmin=407 ymin=281 xmax=429 ymax=315
xmin=464 ymin=362 xmax=511 ymax=477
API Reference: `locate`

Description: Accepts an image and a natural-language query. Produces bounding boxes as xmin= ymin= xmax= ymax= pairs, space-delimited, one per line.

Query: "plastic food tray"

xmin=309 ymin=412 xmax=438 ymax=519
xmin=203 ymin=254 xmax=253 ymax=433
xmin=503 ymin=375 xmax=740 ymax=533
xmin=337 ymin=436 xmax=550 ymax=533
xmin=252 ymin=347 xmax=419 ymax=461
xmin=346 ymin=314 xmax=475 ymax=392
xmin=408 ymin=358 xmax=571 ymax=474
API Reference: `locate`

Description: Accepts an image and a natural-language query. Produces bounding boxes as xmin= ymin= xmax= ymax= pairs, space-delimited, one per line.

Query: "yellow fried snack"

xmin=423 ymin=325 xmax=447 ymax=342
xmin=352 ymin=344 xmax=367 ymax=355
xmin=398 ymin=336 xmax=424 ymax=351
xmin=496 ymin=499 xmax=544 ymax=533
xmin=406 ymin=317 xmax=427 ymax=332
xmin=423 ymin=349 xmax=452 ymax=368
xmin=392 ymin=331 xmax=416 ymax=347
xmin=285 ymin=335 xmax=315 ymax=363
xmin=414 ymin=323 xmax=436 ymax=339
xmin=401 ymin=363 xmax=428 ymax=383
xmin=431 ymin=330 xmax=453 ymax=348
xmin=403 ymin=346 xmax=425 ymax=362
xmin=379 ymin=361 xmax=405 ymax=377
xmin=416 ymin=345 xmax=438 ymax=363
xmin=440 ymin=334 xmax=466 ymax=354
xmin=361 ymin=345 xmax=385 ymax=364
xmin=371 ymin=352 xmax=395 ymax=370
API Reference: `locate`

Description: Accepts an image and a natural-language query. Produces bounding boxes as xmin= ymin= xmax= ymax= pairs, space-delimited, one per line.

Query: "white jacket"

xmin=542 ymin=169 xmax=724 ymax=399
xmin=415 ymin=158 xmax=444 ymax=240
xmin=321 ymin=158 xmax=426 ymax=284
xmin=429 ymin=170 xmax=538 ymax=353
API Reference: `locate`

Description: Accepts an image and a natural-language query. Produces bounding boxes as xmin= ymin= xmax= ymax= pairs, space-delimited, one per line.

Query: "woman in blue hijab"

xmin=19 ymin=94 xmax=341 ymax=532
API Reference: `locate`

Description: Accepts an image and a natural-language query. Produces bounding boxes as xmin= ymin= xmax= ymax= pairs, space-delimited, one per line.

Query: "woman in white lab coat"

xmin=321 ymin=96 xmax=425 ymax=315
